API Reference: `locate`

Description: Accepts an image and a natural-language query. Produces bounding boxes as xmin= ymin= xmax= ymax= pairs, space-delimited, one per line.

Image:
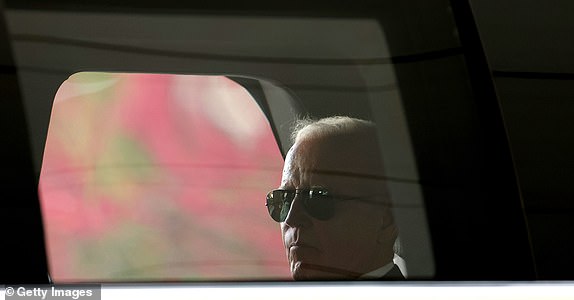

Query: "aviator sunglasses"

xmin=265 ymin=187 xmax=382 ymax=222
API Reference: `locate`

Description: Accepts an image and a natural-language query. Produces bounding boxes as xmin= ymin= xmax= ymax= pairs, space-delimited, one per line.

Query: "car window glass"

xmin=40 ymin=73 xmax=290 ymax=282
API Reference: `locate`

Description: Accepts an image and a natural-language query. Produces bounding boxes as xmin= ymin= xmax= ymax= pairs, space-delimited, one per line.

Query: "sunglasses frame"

xmin=265 ymin=187 xmax=384 ymax=222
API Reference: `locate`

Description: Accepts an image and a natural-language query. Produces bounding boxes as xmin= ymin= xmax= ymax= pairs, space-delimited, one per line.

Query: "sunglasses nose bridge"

xmin=283 ymin=190 xmax=313 ymax=226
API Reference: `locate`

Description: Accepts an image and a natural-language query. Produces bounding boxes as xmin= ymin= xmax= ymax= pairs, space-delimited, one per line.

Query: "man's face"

xmin=279 ymin=137 xmax=396 ymax=280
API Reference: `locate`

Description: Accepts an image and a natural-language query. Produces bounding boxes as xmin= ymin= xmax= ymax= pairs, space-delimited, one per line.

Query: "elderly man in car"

xmin=265 ymin=116 xmax=403 ymax=280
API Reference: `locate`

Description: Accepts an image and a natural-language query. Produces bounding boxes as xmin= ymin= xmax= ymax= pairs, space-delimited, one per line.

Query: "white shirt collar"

xmin=358 ymin=261 xmax=395 ymax=279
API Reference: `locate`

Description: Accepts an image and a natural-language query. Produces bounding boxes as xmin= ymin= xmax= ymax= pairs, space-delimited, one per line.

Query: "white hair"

xmin=291 ymin=116 xmax=376 ymax=144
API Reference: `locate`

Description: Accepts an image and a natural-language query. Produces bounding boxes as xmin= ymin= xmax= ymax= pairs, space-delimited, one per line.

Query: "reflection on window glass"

xmin=39 ymin=73 xmax=289 ymax=282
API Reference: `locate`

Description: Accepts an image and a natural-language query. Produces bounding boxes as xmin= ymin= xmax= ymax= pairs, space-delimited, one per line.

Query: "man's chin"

xmin=291 ymin=262 xmax=362 ymax=280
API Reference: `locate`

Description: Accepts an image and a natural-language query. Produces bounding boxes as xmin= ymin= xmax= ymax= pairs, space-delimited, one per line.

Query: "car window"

xmin=4 ymin=7 xmax=459 ymax=282
xmin=40 ymin=73 xmax=290 ymax=281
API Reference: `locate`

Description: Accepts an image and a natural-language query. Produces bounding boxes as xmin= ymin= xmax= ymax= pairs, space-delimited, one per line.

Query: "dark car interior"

xmin=2 ymin=0 xmax=573 ymax=284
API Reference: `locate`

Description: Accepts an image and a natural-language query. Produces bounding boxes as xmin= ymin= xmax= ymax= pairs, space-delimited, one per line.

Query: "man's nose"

xmin=283 ymin=193 xmax=312 ymax=227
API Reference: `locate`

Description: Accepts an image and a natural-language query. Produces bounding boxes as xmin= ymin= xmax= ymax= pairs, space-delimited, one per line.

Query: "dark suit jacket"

xmin=381 ymin=264 xmax=405 ymax=280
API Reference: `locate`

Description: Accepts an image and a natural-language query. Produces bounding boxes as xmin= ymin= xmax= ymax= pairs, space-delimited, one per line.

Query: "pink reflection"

xmin=39 ymin=73 xmax=289 ymax=281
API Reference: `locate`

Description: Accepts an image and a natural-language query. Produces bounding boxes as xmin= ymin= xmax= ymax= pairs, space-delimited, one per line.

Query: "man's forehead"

xmin=297 ymin=135 xmax=384 ymax=173
xmin=284 ymin=135 xmax=386 ymax=188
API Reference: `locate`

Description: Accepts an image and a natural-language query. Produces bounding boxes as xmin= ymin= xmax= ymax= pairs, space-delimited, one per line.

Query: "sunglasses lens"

xmin=305 ymin=189 xmax=335 ymax=220
xmin=266 ymin=188 xmax=335 ymax=222
xmin=266 ymin=190 xmax=294 ymax=222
